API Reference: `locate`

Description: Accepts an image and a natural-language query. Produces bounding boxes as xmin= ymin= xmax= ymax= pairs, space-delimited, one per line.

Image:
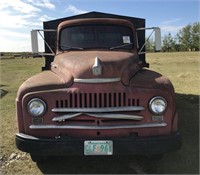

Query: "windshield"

xmin=59 ymin=24 xmax=134 ymax=51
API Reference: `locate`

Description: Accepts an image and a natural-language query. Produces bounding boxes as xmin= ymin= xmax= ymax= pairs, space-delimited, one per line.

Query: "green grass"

xmin=147 ymin=52 xmax=199 ymax=95
xmin=147 ymin=52 xmax=199 ymax=174
xmin=0 ymin=57 xmax=44 ymax=175
xmin=0 ymin=52 xmax=199 ymax=174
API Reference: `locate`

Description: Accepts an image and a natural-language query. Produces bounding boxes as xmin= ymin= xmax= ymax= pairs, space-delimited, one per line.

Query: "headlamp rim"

xmin=149 ymin=96 xmax=167 ymax=114
xmin=27 ymin=98 xmax=46 ymax=117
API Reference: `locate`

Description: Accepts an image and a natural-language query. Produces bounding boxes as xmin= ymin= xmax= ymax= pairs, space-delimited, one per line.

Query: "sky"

xmin=0 ymin=0 xmax=199 ymax=52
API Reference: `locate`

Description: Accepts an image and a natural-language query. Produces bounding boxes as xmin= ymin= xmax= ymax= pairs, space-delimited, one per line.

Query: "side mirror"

xmin=137 ymin=27 xmax=162 ymax=54
xmin=30 ymin=29 xmax=56 ymax=56
xmin=31 ymin=30 xmax=39 ymax=54
xmin=154 ymin=28 xmax=161 ymax=51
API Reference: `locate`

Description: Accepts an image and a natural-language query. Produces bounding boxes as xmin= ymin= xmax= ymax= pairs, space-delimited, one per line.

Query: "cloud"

xmin=26 ymin=0 xmax=55 ymax=10
xmin=0 ymin=35 xmax=31 ymax=52
xmin=160 ymin=18 xmax=183 ymax=34
xmin=0 ymin=0 xmax=56 ymax=51
xmin=65 ymin=5 xmax=88 ymax=15
xmin=0 ymin=11 xmax=36 ymax=29
xmin=1 ymin=29 xmax=29 ymax=38
xmin=39 ymin=15 xmax=55 ymax=22
xmin=161 ymin=18 xmax=182 ymax=24
xmin=0 ymin=0 xmax=40 ymax=14
xmin=161 ymin=25 xmax=184 ymax=33
xmin=0 ymin=28 xmax=31 ymax=52
xmin=0 ymin=1 xmax=54 ymax=29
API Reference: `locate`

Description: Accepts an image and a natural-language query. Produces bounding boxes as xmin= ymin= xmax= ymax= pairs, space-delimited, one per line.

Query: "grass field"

xmin=0 ymin=52 xmax=199 ymax=174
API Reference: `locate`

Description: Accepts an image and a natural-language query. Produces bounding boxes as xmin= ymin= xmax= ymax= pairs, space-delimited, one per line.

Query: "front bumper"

xmin=16 ymin=132 xmax=181 ymax=156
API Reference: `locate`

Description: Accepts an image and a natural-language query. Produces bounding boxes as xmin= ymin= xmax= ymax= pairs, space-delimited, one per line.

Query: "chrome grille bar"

xmin=74 ymin=78 xmax=121 ymax=83
xmin=52 ymin=113 xmax=144 ymax=122
xmin=29 ymin=122 xmax=167 ymax=130
xmin=52 ymin=106 xmax=145 ymax=113
xmin=86 ymin=113 xmax=144 ymax=120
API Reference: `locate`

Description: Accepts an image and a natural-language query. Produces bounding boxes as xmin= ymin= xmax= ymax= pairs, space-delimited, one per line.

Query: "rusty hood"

xmin=16 ymin=71 xmax=73 ymax=101
xmin=51 ymin=51 xmax=141 ymax=85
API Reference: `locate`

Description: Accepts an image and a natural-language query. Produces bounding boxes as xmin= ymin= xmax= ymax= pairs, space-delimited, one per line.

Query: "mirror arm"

xmin=136 ymin=27 xmax=161 ymax=55
xmin=31 ymin=29 xmax=56 ymax=56
xmin=138 ymin=29 xmax=154 ymax=55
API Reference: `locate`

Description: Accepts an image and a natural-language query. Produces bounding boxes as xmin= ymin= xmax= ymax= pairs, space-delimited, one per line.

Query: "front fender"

xmin=129 ymin=69 xmax=175 ymax=94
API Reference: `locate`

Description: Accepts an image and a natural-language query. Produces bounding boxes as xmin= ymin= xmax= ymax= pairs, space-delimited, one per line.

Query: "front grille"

xmin=55 ymin=92 xmax=140 ymax=108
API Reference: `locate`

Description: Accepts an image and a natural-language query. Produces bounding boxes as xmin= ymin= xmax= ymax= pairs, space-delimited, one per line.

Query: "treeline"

xmin=146 ymin=22 xmax=200 ymax=52
xmin=0 ymin=52 xmax=39 ymax=59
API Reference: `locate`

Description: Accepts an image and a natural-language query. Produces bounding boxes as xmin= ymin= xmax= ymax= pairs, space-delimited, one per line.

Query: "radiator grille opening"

xmin=55 ymin=92 xmax=140 ymax=108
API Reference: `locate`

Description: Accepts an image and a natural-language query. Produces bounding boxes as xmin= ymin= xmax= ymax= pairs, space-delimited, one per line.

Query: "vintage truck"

xmin=16 ymin=12 xmax=181 ymax=161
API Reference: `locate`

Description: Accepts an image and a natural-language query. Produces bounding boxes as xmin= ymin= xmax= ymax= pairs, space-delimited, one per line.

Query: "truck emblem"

xmin=92 ymin=57 xmax=102 ymax=76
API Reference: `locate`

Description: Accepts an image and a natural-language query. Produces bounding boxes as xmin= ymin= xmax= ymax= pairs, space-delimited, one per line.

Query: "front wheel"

xmin=30 ymin=154 xmax=47 ymax=162
xmin=146 ymin=154 xmax=163 ymax=160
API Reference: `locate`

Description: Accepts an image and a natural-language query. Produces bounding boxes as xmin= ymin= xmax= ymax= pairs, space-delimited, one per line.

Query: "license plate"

xmin=84 ymin=140 xmax=113 ymax=155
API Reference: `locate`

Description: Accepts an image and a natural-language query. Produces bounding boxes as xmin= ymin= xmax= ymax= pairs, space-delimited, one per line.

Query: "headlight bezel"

xmin=149 ymin=96 xmax=167 ymax=115
xmin=27 ymin=98 xmax=46 ymax=117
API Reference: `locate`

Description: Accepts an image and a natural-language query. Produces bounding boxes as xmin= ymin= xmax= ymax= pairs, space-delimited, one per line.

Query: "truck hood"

xmin=130 ymin=69 xmax=175 ymax=94
xmin=16 ymin=52 xmax=174 ymax=101
xmin=51 ymin=51 xmax=141 ymax=85
xmin=16 ymin=71 xmax=73 ymax=101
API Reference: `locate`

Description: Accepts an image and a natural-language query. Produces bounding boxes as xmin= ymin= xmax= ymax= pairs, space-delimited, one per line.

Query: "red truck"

xmin=16 ymin=12 xmax=181 ymax=162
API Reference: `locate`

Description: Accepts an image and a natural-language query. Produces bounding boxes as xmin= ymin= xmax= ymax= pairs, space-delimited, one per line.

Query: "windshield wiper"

xmin=109 ymin=43 xmax=133 ymax=50
xmin=60 ymin=45 xmax=84 ymax=51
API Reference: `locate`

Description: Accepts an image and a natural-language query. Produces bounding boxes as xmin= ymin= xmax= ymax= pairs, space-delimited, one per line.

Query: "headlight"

xmin=27 ymin=98 xmax=46 ymax=117
xmin=149 ymin=96 xmax=167 ymax=114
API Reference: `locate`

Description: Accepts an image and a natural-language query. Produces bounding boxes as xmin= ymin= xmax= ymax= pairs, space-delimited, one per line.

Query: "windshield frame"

xmin=57 ymin=18 xmax=136 ymax=53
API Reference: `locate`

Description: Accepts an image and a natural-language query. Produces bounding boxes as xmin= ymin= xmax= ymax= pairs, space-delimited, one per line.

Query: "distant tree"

xmin=162 ymin=22 xmax=199 ymax=52
xmin=146 ymin=38 xmax=155 ymax=52
xmin=162 ymin=33 xmax=176 ymax=52
xmin=173 ymin=35 xmax=181 ymax=52
xmin=191 ymin=22 xmax=200 ymax=51
xmin=177 ymin=24 xmax=192 ymax=51
xmin=177 ymin=22 xmax=200 ymax=51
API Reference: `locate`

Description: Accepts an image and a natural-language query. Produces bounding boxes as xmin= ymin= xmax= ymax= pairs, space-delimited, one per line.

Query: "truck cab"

xmin=16 ymin=12 xmax=181 ymax=161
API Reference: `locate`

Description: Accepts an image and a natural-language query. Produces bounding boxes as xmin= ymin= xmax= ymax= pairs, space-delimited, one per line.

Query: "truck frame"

xmin=16 ymin=12 xmax=181 ymax=161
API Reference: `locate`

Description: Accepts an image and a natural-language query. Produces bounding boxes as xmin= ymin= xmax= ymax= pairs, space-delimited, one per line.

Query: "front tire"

xmin=146 ymin=154 xmax=163 ymax=160
xmin=30 ymin=154 xmax=47 ymax=162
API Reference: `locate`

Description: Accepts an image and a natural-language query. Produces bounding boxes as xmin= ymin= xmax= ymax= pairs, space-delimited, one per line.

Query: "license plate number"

xmin=84 ymin=140 xmax=113 ymax=155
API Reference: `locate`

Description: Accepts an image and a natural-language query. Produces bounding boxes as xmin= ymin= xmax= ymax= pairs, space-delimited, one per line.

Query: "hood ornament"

xmin=92 ymin=57 xmax=102 ymax=76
